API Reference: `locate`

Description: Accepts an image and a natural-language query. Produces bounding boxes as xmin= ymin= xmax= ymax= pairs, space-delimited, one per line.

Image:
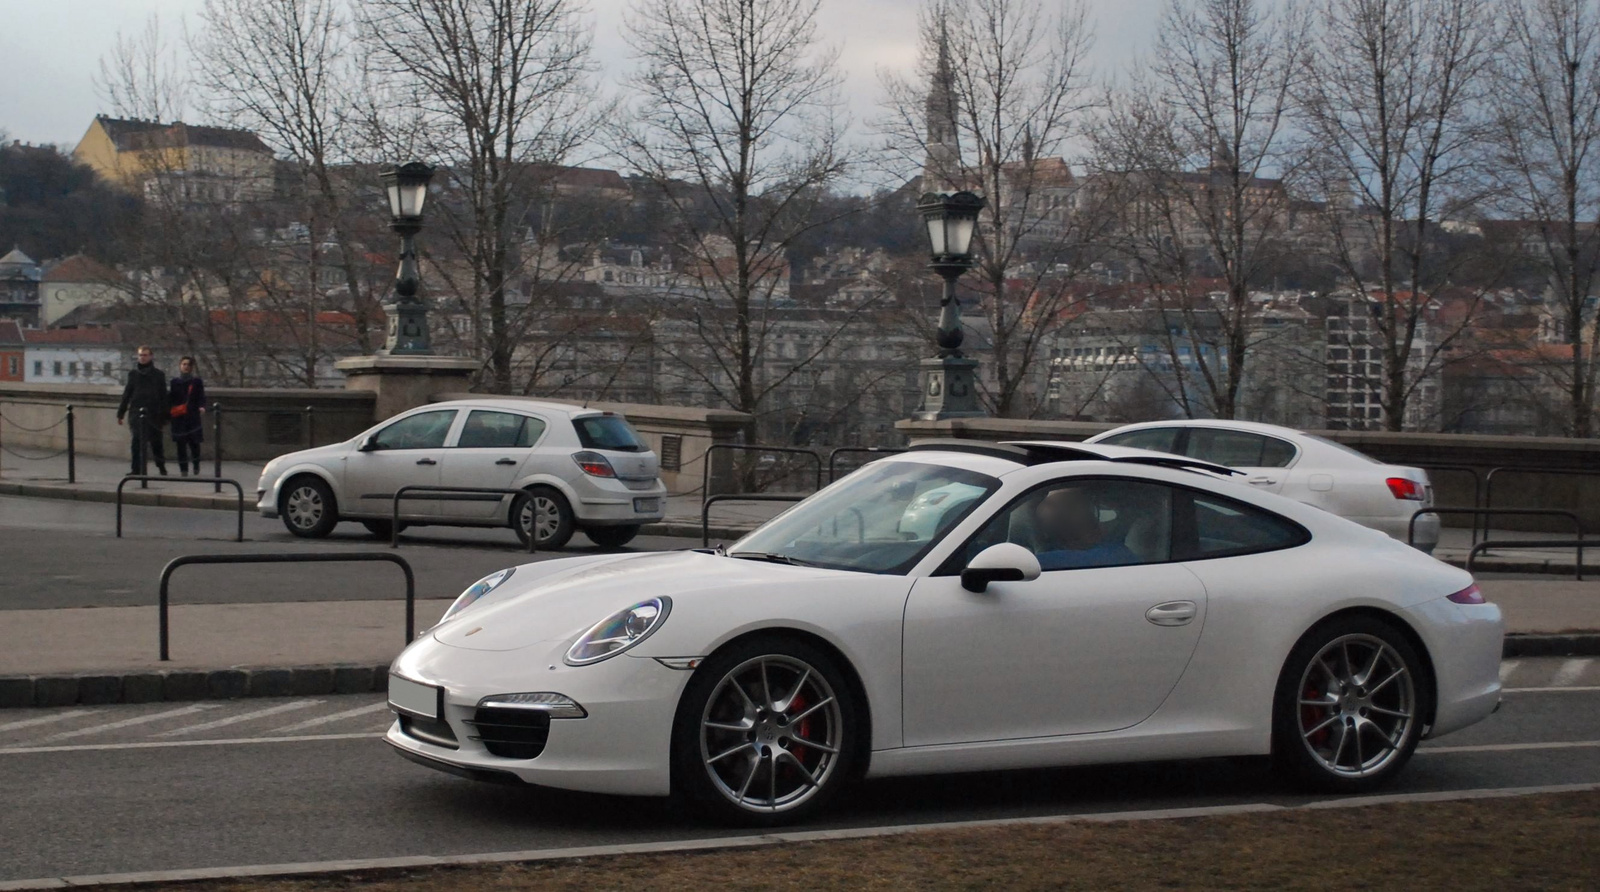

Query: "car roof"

xmin=1091 ymin=418 xmax=1305 ymax=439
xmin=421 ymin=397 xmax=614 ymax=418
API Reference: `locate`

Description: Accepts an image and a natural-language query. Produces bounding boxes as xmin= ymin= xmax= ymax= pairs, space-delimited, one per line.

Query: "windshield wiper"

xmin=726 ymin=551 xmax=823 ymax=568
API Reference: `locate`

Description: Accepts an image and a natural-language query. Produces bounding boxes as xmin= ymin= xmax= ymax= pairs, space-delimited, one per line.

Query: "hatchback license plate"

xmin=389 ymin=675 xmax=441 ymax=720
xmin=634 ymin=497 xmax=660 ymax=513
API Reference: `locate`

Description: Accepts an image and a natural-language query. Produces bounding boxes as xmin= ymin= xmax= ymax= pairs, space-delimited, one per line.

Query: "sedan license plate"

xmin=389 ymin=675 xmax=442 ymax=720
xmin=633 ymin=497 xmax=661 ymax=513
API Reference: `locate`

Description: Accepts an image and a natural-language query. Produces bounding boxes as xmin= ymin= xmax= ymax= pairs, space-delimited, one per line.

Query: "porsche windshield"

xmin=728 ymin=461 xmax=1000 ymax=574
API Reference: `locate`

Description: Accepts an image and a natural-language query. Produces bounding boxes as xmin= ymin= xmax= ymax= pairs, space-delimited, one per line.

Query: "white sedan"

xmin=1086 ymin=420 xmax=1441 ymax=552
xmin=385 ymin=440 xmax=1502 ymax=825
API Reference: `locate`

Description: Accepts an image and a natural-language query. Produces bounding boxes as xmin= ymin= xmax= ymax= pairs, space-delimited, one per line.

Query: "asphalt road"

xmin=0 ymin=658 xmax=1597 ymax=882
xmin=0 ymin=494 xmax=703 ymax=610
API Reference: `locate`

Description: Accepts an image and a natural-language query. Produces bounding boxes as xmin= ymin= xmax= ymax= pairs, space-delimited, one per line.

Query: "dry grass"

xmin=128 ymin=791 xmax=1600 ymax=892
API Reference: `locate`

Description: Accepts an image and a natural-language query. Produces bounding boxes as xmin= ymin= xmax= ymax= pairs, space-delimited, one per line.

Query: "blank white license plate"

xmin=389 ymin=675 xmax=441 ymax=720
xmin=634 ymin=497 xmax=661 ymax=513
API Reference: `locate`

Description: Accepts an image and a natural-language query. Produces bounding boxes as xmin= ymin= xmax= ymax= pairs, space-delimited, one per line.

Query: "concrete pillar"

xmin=335 ymin=355 xmax=479 ymax=421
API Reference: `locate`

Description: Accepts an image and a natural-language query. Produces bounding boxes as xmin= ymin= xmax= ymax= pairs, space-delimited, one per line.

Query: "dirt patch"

xmin=111 ymin=790 xmax=1600 ymax=892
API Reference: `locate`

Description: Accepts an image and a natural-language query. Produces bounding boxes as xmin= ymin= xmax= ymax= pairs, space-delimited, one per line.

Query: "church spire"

xmin=923 ymin=21 xmax=962 ymax=191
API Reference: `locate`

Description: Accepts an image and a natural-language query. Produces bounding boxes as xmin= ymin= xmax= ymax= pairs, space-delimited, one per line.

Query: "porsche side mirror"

xmin=960 ymin=543 xmax=1042 ymax=593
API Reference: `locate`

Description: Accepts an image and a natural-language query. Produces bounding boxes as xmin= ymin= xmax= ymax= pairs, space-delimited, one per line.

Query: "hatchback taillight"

xmin=1386 ymin=477 xmax=1424 ymax=500
xmin=572 ymin=451 xmax=616 ymax=478
xmin=1446 ymin=584 xmax=1485 ymax=605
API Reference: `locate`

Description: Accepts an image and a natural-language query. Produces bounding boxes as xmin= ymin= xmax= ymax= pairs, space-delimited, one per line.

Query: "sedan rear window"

xmin=574 ymin=415 xmax=646 ymax=452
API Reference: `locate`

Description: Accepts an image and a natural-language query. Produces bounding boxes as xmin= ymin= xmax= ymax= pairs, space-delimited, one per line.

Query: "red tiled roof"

xmin=22 ymin=327 xmax=125 ymax=345
xmin=41 ymin=254 xmax=123 ymax=284
xmin=0 ymin=320 xmax=22 ymax=345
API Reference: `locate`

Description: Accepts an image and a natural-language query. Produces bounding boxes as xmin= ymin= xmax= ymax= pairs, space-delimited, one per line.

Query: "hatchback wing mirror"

xmin=357 ymin=435 xmax=379 ymax=452
xmin=960 ymin=543 xmax=1042 ymax=593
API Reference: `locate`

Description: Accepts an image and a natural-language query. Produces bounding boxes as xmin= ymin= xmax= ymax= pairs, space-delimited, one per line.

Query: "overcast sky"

xmin=0 ymin=0 xmax=1166 ymax=150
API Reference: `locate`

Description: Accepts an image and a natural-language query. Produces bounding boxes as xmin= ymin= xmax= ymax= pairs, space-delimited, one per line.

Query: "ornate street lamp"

xmin=380 ymin=161 xmax=436 ymax=355
xmin=914 ymin=190 xmax=986 ymax=419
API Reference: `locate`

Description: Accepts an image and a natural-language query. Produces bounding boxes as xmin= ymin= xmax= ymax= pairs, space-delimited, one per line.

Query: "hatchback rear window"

xmin=574 ymin=415 xmax=646 ymax=452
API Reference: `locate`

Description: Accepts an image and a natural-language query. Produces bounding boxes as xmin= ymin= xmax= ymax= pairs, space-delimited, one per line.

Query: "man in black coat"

xmin=117 ymin=345 xmax=170 ymax=475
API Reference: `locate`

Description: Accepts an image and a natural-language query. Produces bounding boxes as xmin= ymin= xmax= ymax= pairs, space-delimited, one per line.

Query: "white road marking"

xmin=267 ymin=702 xmax=389 ymax=734
xmin=1498 ymin=660 xmax=1519 ymax=682
xmin=1504 ymin=686 xmax=1600 ymax=694
xmin=0 ymin=732 xmax=383 ymax=756
xmin=1 ymin=782 xmax=1596 ymax=892
xmin=152 ymin=701 xmax=321 ymax=738
xmin=1418 ymin=739 xmax=1600 ymax=755
xmin=1550 ymin=658 xmax=1593 ymax=687
xmin=30 ymin=704 xmax=221 ymax=743
xmin=0 ymin=710 xmax=91 ymax=733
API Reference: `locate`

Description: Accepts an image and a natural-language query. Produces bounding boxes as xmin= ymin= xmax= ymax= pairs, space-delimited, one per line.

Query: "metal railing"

xmin=701 ymin=493 xmax=806 ymax=546
xmin=0 ymin=404 xmax=75 ymax=482
xmin=1466 ymin=539 xmax=1600 ymax=579
xmin=700 ymin=444 xmax=823 ymax=503
xmin=1482 ymin=466 xmax=1600 ymax=541
xmin=390 ymin=484 xmax=536 ymax=552
xmin=117 ymin=475 xmax=245 ymax=542
xmin=827 ymin=446 xmax=906 ymax=483
xmin=210 ymin=403 xmax=321 ymax=494
xmin=1409 ymin=507 xmax=1584 ymax=579
xmin=157 ymin=552 xmax=415 ymax=661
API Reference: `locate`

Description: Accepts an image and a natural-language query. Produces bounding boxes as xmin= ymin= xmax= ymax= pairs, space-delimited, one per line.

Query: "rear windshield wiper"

xmin=726 ymin=551 xmax=824 ymax=568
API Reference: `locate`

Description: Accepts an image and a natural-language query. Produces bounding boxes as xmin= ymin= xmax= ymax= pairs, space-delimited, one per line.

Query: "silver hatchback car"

xmin=256 ymin=398 xmax=668 ymax=549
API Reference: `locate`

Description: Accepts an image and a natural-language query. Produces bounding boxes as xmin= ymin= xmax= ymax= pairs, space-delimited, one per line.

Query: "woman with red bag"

xmin=168 ymin=356 xmax=209 ymax=476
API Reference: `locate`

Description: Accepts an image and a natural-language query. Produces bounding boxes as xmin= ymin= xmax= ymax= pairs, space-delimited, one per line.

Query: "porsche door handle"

xmin=1247 ymin=475 xmax=1278 ymax=486
xmin=495 ymin=458 xmax=517 ymax=465
xmin=1146 ymin=600 xmax=1198 ymax=627
xmin=415 ymin=458 xmax=437 ymax=466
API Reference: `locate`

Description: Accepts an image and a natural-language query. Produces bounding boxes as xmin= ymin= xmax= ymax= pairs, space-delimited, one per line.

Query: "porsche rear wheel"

xmin=1273 ymin=617 xmax=1428 ymax=793
xmin=673 ymin=637 xmax=860 ymax=826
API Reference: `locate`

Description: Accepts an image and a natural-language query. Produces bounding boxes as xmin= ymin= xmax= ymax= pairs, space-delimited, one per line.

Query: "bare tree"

xmin=615 ymin=0 xmax=859 ymax=429
xmin=94 ymin=13 xmax=190 ymax=123
xmin=1298 ymin=0 xmax=1493 ymax=430
xmin=1092 ymin=0 xmax=1307 ymax=420
xmin=358 ymin=0 xmax=603 ymax=391
xmin=1488 ymin=0 xmax=1600 ymax=436
xmin=879 ymin=0 xmax=1099 ymax=418
xmin=192 ymin=0 xmax=386 ymax=357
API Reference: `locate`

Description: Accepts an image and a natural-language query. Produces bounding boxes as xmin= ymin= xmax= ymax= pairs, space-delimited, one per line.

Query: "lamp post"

xmin=380 ymin=161 xmax=436 ymax=355
xmin=914 ymin=190 xmax=986 ymax=420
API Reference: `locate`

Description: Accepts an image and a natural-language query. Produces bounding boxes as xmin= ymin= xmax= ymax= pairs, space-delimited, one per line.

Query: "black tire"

xmin=671 ymin=635 xmax=862 ymax=826
xmin=586 ymin=524 xmax=641 ymax=549
xmin=360 ymin=519 xmax=408 ymax=539
xmin=1271 ymin=615 xmax=1431 ymax=794
xmin=279 ymin=475 xmax=338 ymax=539
xmin=512 ymin=486 xmax=575 ymax=550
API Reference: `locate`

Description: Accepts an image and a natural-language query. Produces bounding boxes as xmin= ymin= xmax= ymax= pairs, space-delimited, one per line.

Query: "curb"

xmin=2 ymin=634 xmax=1596 ymax=709
xmin=1441 ymin=557 xmax=1600 ymax=577
xmin=0 ymin=664 xmax=391 ymax=709
xmin=0 ymin=480 xmax=243 ymax=512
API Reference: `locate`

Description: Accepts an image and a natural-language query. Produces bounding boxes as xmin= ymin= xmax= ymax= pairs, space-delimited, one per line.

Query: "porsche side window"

xmin=371 ymin=410 xmax=456 ymax=450
xmin=959 ymin=479 xmax=1174 ymax=572
xmin=1177 ymin=492 xmax=1309 ymax=560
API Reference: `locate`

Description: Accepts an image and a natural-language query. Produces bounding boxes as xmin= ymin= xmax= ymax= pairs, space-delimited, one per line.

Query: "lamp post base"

xmin=382 ymin=299 xmax=432 ymax=355
xmin=915 ymin=355 xmax=984 ymax=421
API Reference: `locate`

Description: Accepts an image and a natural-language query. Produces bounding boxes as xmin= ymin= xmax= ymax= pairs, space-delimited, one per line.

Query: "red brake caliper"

xmin=1302 ymin=684 xmax=1329 ymax=748
xmin=789 ymin=692 xmax=811 ymax=766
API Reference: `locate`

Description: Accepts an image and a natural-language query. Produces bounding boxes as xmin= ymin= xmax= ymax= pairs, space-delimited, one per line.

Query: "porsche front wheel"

xmin=673 ymin=637 xmax=860 ymax=825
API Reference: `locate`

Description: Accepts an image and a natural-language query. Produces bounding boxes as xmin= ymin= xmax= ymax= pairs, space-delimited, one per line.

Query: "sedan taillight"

xmin=572 ymin=451 xmax=616 ymax=478
xmin=1447 ymin=584 xmax=1485 ymax=605
xmin=1385 ymin=477 xmax=1424 ymax=500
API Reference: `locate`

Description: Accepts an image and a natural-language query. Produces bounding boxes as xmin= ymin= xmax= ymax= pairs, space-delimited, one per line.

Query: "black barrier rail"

xmin=1466 ymin=539 xmax=1600 ymax=579
xmin=1415 ymin=464 xmax=1483 ymax=540
xmin=701 ymin=444 xmax=823 ymax=503
xmin=391 ymin=485 xmax=536 ymax=553
xmin=827 ymin=446 xmax=906 ymax=483
xmin=117 ymin=475 xmax=245 ymax=542
xmin=158 ymin=552 xmax=415 ymax=661
xmin=1409 ymin=507 xmax=1584 ymax=578
xmin=702 ymin=493 xmax=805 ymax=546
xmin=1483 ymin=466 xmax=1600 ymax=542
xmin=210 ymin=403 xmax=320 ymax=494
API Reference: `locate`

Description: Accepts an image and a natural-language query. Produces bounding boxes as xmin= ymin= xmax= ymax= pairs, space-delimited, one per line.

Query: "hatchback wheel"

xmin=673 ymin=637 xmax=860 ymax=825
xmin=586 ymin=524 xmax=641 ymax=549
xmin=1273 ymin=616 xmax=1429 ymax=792
xmin=280 ymin=476 xmax=338 ymax=538
xmin=512 ymin=486 xmax=574 ymax=550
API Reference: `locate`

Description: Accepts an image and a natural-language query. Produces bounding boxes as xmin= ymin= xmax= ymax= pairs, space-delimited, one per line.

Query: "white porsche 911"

xmin=385 ymin=440 xmax=1504 ymax=825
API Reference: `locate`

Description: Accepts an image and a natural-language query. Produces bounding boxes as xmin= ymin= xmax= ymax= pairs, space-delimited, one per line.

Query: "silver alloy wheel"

xmin=519 ymin=495 xmax=561 ymax=543
xmin=1296 ymin=633 xmax=1416 ymax=778
xmin=284 ymin=484 xmax=324 ymax=531
xmin=699 ymin=655 xmax=843 ymax=813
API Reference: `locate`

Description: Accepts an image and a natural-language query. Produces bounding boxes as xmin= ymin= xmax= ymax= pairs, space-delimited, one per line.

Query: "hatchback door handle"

xmin=495 ymin=458 xmax=517 ymax=466
xmin=416 ymin=458 xmax=437 ymax=466
xmin=1146 ymin=600 xmax=1198 ymax=626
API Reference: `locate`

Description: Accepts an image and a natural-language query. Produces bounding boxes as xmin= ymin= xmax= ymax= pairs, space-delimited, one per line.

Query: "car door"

xmin=436 ymin=409 xmax=548 ymax=520
xmin=1182 ymin=428 xmax=1296 ymax=494
xmin=901 ymin=476 xmax=1207 ymax=746
xmin=343 ymin=408 xmax=459 ymax=519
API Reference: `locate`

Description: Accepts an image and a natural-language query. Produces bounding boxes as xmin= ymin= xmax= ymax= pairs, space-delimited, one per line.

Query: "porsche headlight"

xmin=440 ymin=568 xmax=516 ymax=624
xmin=564 ymin=597 xmax=672 ymax=666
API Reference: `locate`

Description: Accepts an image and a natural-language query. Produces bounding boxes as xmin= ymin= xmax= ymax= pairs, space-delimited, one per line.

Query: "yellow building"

xmin=72 ymin=116 xmax=276 ymax=205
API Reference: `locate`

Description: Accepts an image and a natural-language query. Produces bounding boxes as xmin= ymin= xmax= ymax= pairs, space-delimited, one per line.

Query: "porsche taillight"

xmin=1446 ymin=584 xmax=1486 ymax=605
